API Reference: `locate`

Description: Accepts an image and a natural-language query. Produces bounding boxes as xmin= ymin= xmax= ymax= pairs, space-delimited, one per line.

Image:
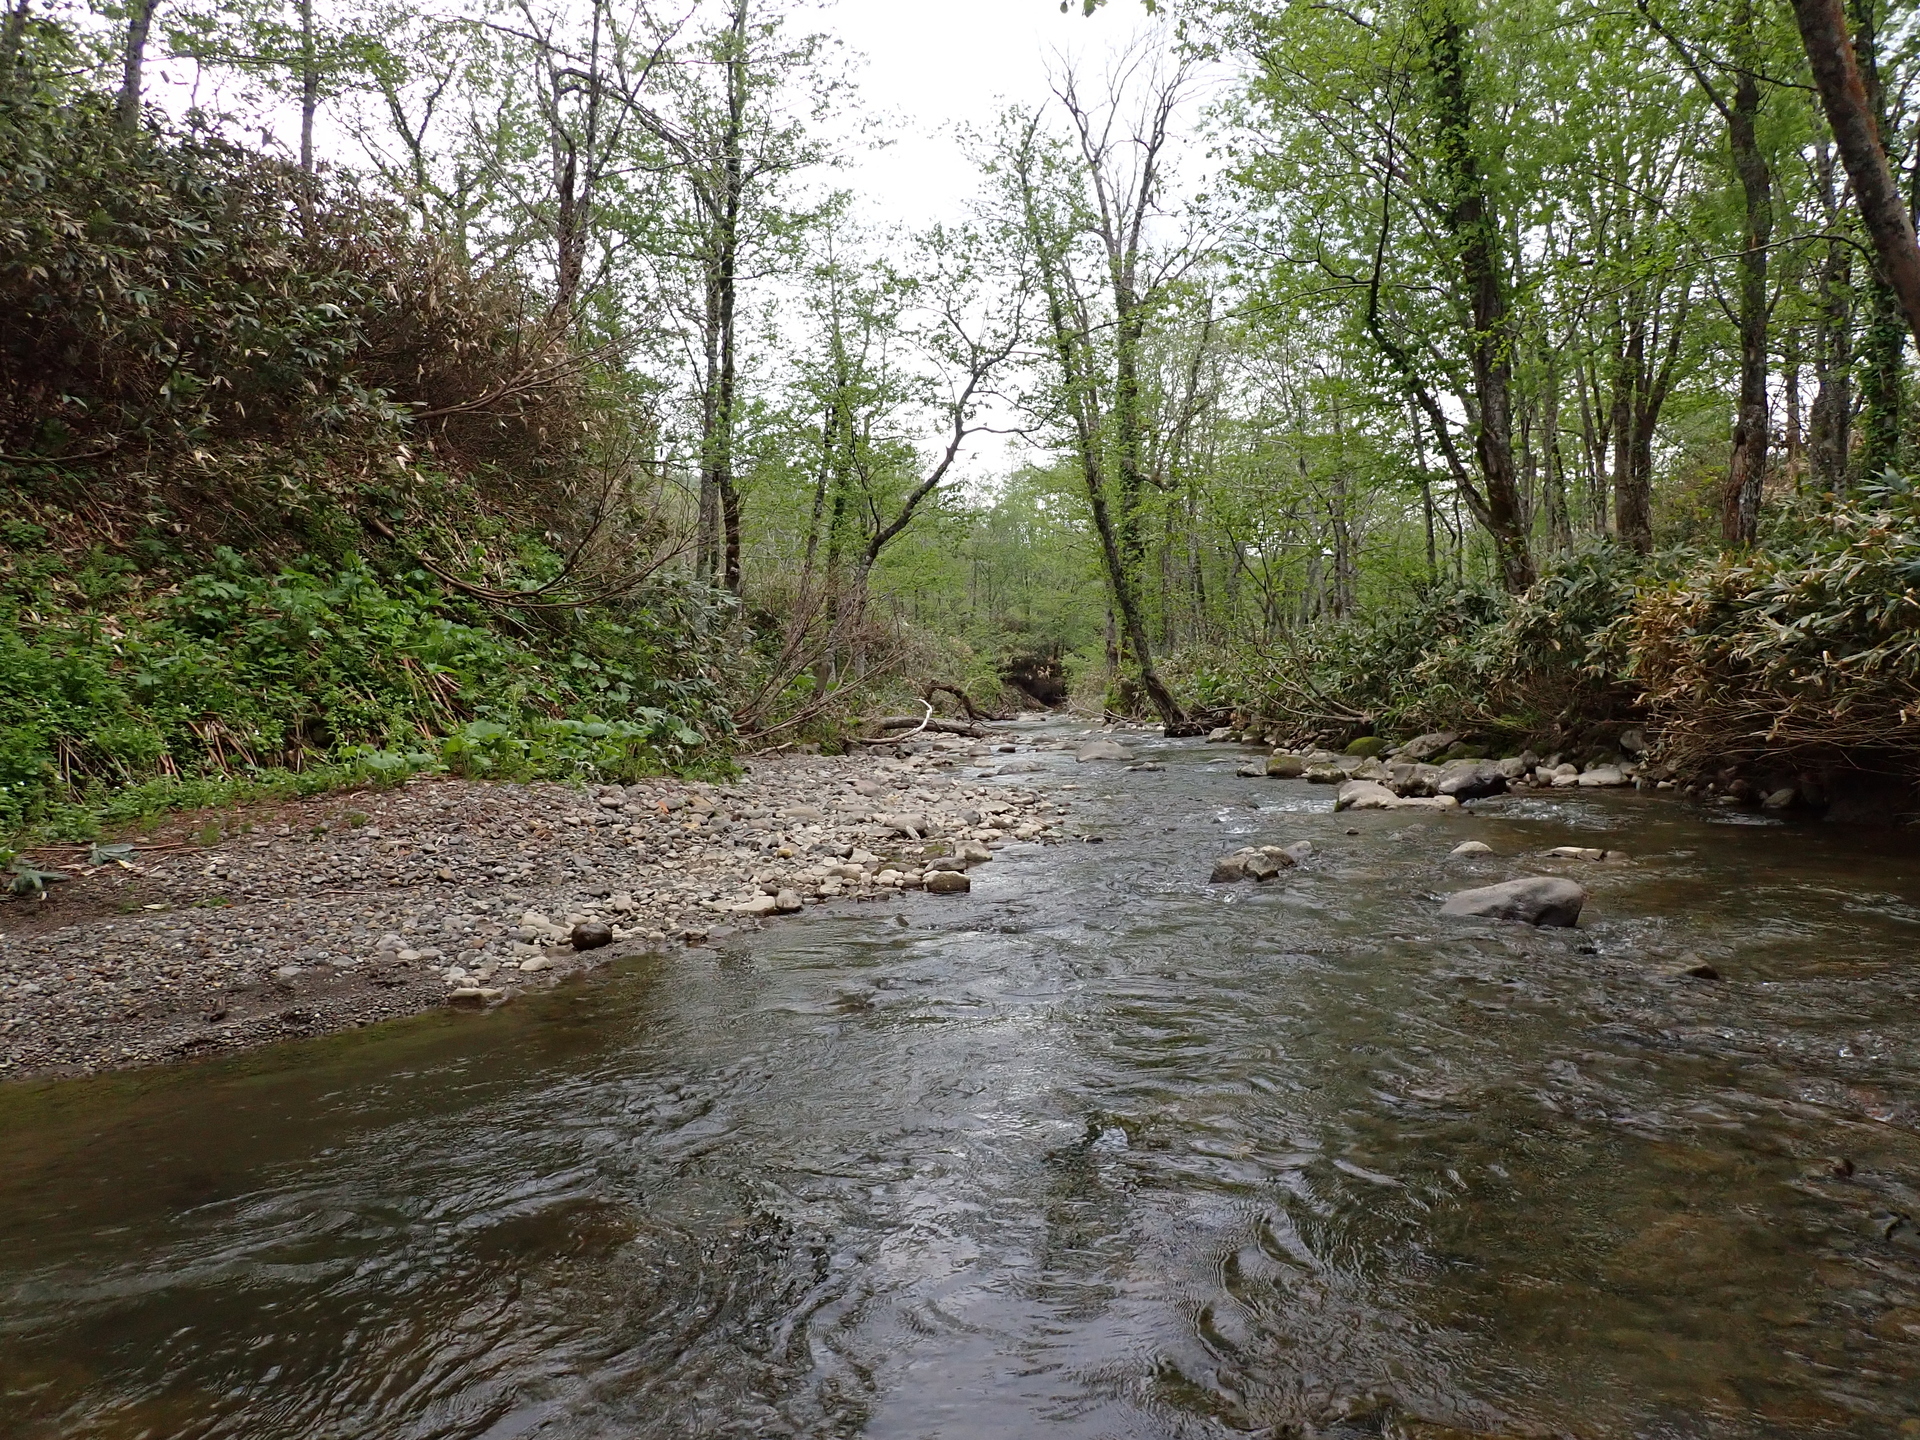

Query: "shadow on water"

xmin=4 ymin=728 xmax=1920 ymax=1438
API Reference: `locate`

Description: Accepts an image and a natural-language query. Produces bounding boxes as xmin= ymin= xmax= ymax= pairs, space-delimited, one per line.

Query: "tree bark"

xmin=1790 ymin=0 xmax=1920 ymax=350
xmin=1721 ymin=30 xmax=1772 ymax=547
xmin=1422 ymin=0 xmax=1535 ymax=592
xmin=115 ymin=0 xmax=161 ymax=133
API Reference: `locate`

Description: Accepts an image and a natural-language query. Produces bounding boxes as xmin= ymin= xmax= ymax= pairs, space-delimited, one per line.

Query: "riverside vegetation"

xmin=6 ymin=0 xmax=1920 ymax=1056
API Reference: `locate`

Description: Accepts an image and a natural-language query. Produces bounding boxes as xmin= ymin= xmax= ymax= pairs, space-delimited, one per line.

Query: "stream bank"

xmin=0 ymin=730 xmax=1071 ymax=1081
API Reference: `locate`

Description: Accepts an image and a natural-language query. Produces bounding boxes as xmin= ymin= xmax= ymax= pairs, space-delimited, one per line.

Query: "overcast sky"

xmin=820 ymin=0 xmax=1160 ymax=229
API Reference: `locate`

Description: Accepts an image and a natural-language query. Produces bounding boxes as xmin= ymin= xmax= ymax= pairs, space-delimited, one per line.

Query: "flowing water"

xmin=5 ymin=730 xmax=1920 ymax=1440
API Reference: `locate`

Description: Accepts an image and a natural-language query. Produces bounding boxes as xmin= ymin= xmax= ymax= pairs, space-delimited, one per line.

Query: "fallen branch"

xmin=924 ymin=682 xmax=1010 ymax=722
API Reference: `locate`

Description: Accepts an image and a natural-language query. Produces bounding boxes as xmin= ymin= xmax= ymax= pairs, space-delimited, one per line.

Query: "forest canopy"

xmin=5 ymin=0 xmax=1920 ymax=834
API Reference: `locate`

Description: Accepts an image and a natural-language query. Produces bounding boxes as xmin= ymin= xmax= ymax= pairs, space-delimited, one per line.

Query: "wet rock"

xmin=1076 ymin=739 xmax=1134 ymax=762
xmin=774 ymin=889 xmax=804 ymax=913
xmin=1210 ymin=845 xmax=1300 ymax=883
xmin=1439 ymin=876 xmax=1586 ymax=927
xmin=732 ymin=894 xmax=780 ymax=917
xmin=924 ymin=869 xmax=971 ymax=894
xmin=1677 ymin=960 xmax=1722 ymax=980
xmin=1211 ymin=852 xmax=1251 ymax=883
xmin=1280 ymin=840 xmax=1313 ymax=862
xmin=1435 ymin=759 xmax=1508 ymax=800
xmin=1237 ymin=762 xmax=1268 ymax=778
xmin=1206 ymin=726 xmax=1234 ymax=742
xmin=1762 ymin=786 xmax=1798 ymax=811
xmin=956 ymin=840 xmax=994 ymax=865
xmin=1577 ymin=765 xmax=1630 ymax=787
xmin=1450 ymin=840 xmax=1494 ymax=856
xmin=1620 ymin=727 xmax=1648 ymax=755
xmin=1306 ymin=764 xmax=1348 ymax=784
xmin=1546 ymin=845 xmax=1622 ymax=861
xmin=1266 ymin=753 xmax=1306 ymax=778
xmin=1335 ymin=780 xmax=1460 ymax=812
xmin=571 ymin=920 xmax=614 ymax=950
xmin=1386 ymin=761 xmax=1443 ymax=797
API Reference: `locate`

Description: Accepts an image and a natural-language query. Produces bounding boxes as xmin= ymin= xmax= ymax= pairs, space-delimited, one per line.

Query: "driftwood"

xmin=924 ymin=682 xmax=1010 ymax=723
xmin=868 ymin=714 xmax=986 ymax=737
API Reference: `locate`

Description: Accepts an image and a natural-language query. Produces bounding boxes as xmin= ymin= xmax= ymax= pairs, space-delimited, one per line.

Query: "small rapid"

xmin=4 ymin=727 xmax=1919 ymax=1439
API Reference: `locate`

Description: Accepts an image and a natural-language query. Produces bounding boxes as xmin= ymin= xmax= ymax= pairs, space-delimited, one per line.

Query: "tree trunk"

xmin=1721 ymin=40 xmax=1772 ymax=547
xmin=1423 ymin=0 xmax=1535 ymax=592
xmin=116 ymin=0 xmax=161 ymax=133
xmin=1810 ymin=142 xmax=1855 ymax=492
xmin=299 ymin=0 xmax=318 ymax=177
xmin=1790 ymin=0 xmax=1920 ymax=350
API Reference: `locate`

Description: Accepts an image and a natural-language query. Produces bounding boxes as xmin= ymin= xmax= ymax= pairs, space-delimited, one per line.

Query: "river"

xmin=4 ymin=728 xmax=1919 ymax=1439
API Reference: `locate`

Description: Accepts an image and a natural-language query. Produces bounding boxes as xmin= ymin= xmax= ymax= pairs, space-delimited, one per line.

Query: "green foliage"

xmin=1187 ymin=543 xmax=1647 ymax=746
xmin=1626 ymin=478 xmax=1920 ymax=772
xmin=0 ymin=538 xmax=728 ymax=840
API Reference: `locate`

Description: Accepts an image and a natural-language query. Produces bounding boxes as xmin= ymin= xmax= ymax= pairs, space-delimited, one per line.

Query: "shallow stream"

xmin=5 ymin=730 xmax=1920 ymax=1438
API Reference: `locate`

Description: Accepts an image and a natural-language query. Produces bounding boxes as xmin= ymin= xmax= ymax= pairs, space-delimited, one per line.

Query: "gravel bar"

xmin=0 ymin=733 xmax=1078 ymax=1082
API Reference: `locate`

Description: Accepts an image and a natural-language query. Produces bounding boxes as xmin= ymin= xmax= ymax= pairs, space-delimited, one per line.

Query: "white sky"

xmin=820 ymin=0 xmax=1158 ymax=230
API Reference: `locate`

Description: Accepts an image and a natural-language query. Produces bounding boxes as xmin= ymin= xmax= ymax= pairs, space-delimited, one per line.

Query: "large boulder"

xmin=1305 ymin=763 xmax=1347 ymax=784
xmin=1344 ymin=736 xmax=1387 ymax=758
xmin=1266 ymin=753 xmax=1306 ymax=778
xmin=1440 ymin=876 xmax=1586 ymax=927
xmin=1396 ymin=731 xmax=1459 ymax=763
xmin=1334 ymin=779 xmax=1460 ymax=812
xmin=1435 ymin=759 xmax=1509 ymax=801
xmin=1385 ymin=761 xmax=1444 ymax=797
xmin=1077 ymin=739 xmax=1134 ymax=763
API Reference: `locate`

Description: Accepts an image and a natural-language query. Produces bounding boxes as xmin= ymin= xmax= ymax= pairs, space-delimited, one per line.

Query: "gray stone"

xmin=1546 ymin=845 xmax=1608 ymax=861
xmin=1206 ymin=727 xmax=1234 ymax=743
xmin=1495 ymin=756 xmax=1531 ymax=780
xmin=1280 ymin=840 xmax=1314 ymax=863
xmin=774 ymin=889 xmax=804 ymax=913
xmin=1266 ymin=753 xmax=1306 ymax=778
xmin=1435 ymin=759 xmax=1509 ymax=800
xmin=519 ymin=956 xmax=554 ymax=972
xmin=731 ymin=894 xmax=780 ymax=917
xmin=1450 ymin=840 xmax=1494 ymax=856
xmin=1619 ymin=727 xmax=1648 ymax=755
xmin=446 ymin=986 xmax=505 ymax=1006
xmin=925 ymin=869 xmax=971 ymax=894
xmin=1439 ymin=876 xmax=1586 ymax=927
xmin=1336 ymin=780 xmax=1460 ymax=812
xmin=1387 ymin=761 xmax=1446 ymax=797
xmin=1237 ymin=762 xmax=1267 ymax=778
xmin=957 ymin=840 xmax=994 ymax=864
xmin=1305 ymin=764 xmax=1347 ymax=784
xmin=571 ymin=920 xmax=614 ymax=950
xmin=1577 ymin=765 xmax=1629 ymax=788
xmin=1076 ymin=739 xmax=1134 ymax=762
xmin=1762 ymin=787 xmax=1798 ymax=811
xmin=1397 ymin=731 xmax=1460 ymax=762
xmin=875 ymin=811 xmax=931 ymax=837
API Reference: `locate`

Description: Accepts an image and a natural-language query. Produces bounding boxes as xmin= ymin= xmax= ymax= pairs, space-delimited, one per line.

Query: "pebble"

xmin=0 ymin=739 xmax=1068 ymax=1080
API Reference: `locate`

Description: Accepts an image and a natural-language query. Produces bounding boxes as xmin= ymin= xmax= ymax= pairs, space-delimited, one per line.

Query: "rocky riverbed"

xmin=0 ymin=733 xmax=1072 ymax=1081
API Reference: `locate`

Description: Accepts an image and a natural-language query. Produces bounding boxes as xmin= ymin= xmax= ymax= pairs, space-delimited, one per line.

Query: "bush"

xmin=1625 ymin=479 xmax=1920 ymax=776
xmin=1183 ymin=542 xmax=1645 ymax=749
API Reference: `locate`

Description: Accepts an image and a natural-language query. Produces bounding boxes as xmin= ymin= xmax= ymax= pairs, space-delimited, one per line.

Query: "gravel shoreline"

xmin=0 ymin=731 xmax=1078 ymax=1083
